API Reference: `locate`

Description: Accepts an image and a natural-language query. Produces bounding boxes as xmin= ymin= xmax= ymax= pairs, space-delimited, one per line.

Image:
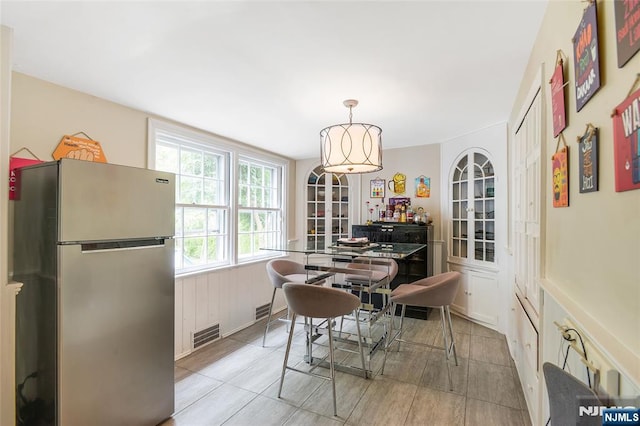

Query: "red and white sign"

xmin=612 ymin=87 xmax=640 ymax=192
xmin=9 ymin=157 xmax=43 ymax=200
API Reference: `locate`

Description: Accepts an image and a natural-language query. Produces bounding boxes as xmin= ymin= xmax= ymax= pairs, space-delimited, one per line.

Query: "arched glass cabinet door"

xmin=450 ymin=151 xmax=495 ymax=263
xmin=306 ymin=165 xmax=350 ymax=250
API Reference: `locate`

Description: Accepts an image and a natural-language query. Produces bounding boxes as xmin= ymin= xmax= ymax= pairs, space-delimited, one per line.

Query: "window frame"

xmin=148 ymin=118 xmax=288 ymax=275
xmin=236 ymin=156 xmax=284 ymax=262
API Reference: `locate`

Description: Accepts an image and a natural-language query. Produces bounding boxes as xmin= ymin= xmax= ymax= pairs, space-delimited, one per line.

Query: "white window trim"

xmin=236 ymin=155 xmax=286 ymax=263
xmin=147 ymin=118 xmax=289 ymax=273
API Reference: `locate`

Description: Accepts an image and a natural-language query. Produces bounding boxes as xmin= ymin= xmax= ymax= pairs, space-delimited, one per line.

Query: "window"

xmin=154 ymin=127 xmax=230 ymax=272
xmin=148 ymin=119 xmax=286 ymax=274
xmin=237 ymin=158 xmax=282 ymax=259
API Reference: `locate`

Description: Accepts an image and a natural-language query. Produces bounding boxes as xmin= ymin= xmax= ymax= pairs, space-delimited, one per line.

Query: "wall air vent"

xmin=193 ymin=324 xmax=219 ymax=349
xmin=255 ymin=303 xmax=271 ymax=320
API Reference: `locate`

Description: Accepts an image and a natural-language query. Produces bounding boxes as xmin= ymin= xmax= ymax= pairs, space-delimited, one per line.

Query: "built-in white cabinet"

xmin=306 ymin=165 xmax=350 ymax=250
xmin=450 ymin=264 xmax=499 ymax=326
xmin=513 ymin=85 xmax=543 ymax=318
xmin=445 ymin=146 xmax=503 ymax=328
xmin=508 ymin=73 xmax=543 ymax=426
xmin=510 ymin=295 xmax=540 ymax=426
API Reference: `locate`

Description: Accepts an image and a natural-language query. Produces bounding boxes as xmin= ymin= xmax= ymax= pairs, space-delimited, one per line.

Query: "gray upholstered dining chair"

xmin=263 ymin=259 xmax=325 ymax=347
xmin=344 ymin=257 xmax=398 ymax=289
xmin=543 ymin=362 xmax=602 ymax=426
xmin=344 ymin=257 xmax=398 ymax=311
xmin=381 ymin=271 xmax=461 ymax=390
xmin=278 ymin=282 xmax=366 ymax=417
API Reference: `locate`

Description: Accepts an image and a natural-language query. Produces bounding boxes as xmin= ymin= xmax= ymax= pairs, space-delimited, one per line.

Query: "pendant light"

xmin=320 ymin=99 xmax=383 ymax=174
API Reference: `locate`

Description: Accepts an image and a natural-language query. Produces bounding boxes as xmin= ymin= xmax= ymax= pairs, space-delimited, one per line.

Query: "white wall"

xmin=8 ymin=72 xmax=297 ymax=238
xmin=296 ymin=143 xmax=441 ymax=237
xmin=509 ymin=0 xmax=640 ymax=387
xmin=358 ymin=143 xmax=442 ymax=239
xmin=5 ymin=71 xmax=298 ymax=383
xmin=1 ymin=24 xmax=14 ymax=426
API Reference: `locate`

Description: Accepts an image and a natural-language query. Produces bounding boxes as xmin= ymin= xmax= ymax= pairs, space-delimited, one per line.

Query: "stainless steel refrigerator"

xmin=14 ymin=159 xmax=175 ymax=426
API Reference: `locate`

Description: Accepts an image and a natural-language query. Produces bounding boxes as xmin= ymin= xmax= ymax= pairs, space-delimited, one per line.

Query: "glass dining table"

xmin=260 ymin=241 xmax=426 ymax=377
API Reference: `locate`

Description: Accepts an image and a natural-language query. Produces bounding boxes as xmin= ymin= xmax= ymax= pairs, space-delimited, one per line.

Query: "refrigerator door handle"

xmin=79 ymin=238 xmax=169 ymax=253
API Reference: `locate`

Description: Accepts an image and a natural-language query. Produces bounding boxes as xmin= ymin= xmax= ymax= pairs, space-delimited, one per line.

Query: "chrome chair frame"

xmin=381 ymin=271 xmax=461 ymax=390
xmin=278 ymin=282 xmax=367 ymax=417
xmin=263 ymin=259 xmax=325 ymax=347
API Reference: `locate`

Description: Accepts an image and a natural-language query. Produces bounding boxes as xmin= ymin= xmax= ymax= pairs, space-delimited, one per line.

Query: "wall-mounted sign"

xmin=415 ymin=175 xmax=430 ymax=198
xmin=370 ymin=178 xmax=385 ymax=198
xmin=388 ymin=172 xmax=406 ymax=194
xmin=52 ymin=134 xmax=107 ymax=163
xmin=550 ymin=60 xmax=567 ymax=137
xmin=578 ymin=125 xmax=598 ymax=193
xmin=612 ymin=87 xmax=640 ymax=192
xmin=9 ymin=156 xmax=43 ymax=200
xmin=573 ymin=1 xmax=601 ymax=111
xmin=614 ymin=0 xmax=640 ymax=67
xmin=552 ymin=146 xmax=569 ymax=207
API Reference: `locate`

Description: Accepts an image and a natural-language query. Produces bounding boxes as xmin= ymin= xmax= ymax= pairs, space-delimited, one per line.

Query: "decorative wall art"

xmin=614 ymin=0 xmax=640 ymax=67
xmin=550 ymin=52 xmax=567 ymax=137
xmin=52 ymin=132 xmax=107 ymax=163
xmin=415 ymin=176 xmax=430 ymax=198
xmin=573 ymin=1 xmax=601 ymax=111
xmin=370 ymin=177 xmax=385 ymax=198
xmin=577 ymin=123 xmax=599 ymax=193
xmin=8 ymin=147 xmax=43 ymax=200
xmin=552 ymin=136 xmax=569 ymax=207
xmin=611 ymin=81 xmax=640 ymax=192
xmin=388 ymin=172 xmax=406 ymax=194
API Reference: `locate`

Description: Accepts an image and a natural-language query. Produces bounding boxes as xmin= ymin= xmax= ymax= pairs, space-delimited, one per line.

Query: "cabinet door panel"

xmin=468 ymin=271 xmax=498 ymax=325
xmin=449 ymin=264 xmax=469 ymax=313
xmin=449 ymin=149 xmax=496 ymax=264
xmin=391 ymin=228 xmax=424 ymax=243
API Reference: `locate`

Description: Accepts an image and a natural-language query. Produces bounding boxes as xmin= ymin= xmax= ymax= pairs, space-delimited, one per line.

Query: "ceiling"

xmin=1 ymin=1 xmax=548 ymax=160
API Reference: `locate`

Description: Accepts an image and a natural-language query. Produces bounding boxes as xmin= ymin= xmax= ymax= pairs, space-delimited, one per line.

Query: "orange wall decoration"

xmin=52 ymin=134 xmax=107 ymax=163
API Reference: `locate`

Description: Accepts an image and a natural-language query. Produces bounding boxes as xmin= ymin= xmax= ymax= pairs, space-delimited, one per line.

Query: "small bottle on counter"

xmin=393 ymin=205 xmax=401 ymax=222
xmin=399 ymin=205 xmax=407 ymax=223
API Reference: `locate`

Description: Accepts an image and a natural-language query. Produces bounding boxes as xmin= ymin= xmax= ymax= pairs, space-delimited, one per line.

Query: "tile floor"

xmin=161 ymin=311 xmax=531 ymax=426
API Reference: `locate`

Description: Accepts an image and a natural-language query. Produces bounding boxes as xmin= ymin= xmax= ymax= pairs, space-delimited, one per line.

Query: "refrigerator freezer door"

xmin=57 ymin=240 xmax=174 ymax=426
xmin=58 ymin=159 xmax=175 ymax=242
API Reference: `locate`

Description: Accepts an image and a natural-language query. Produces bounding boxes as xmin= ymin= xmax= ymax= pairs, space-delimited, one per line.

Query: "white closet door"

xmin=514 ymin=89 xmax=542 ymax=314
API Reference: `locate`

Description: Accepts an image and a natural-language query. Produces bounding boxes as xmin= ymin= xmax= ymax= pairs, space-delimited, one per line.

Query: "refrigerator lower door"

xmin=57 ymin=239 xmax=174 ymax=426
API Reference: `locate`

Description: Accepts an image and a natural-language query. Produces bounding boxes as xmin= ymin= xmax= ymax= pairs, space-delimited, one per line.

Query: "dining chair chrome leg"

xmin=439 ymin=307 xmax=453 ymax=390
xmin=381 ymin=302 xmax=395 ymax=375
xmin=262 ymin=287 xmax=277 ymax=347
xmin=327 ymin=320 xmax=337 ymax=417
xmin=445 ymin=305 xmax=458 ymax=366
xmin=278 ymin=312 xmax=297 ymax=398
xmin=397 ymin=304 xmax=407 ymax=352
xmin=306 ymin=317 xmax=313 ymax=364
xmin=354 ymin=309 xmax=367 ymax=378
